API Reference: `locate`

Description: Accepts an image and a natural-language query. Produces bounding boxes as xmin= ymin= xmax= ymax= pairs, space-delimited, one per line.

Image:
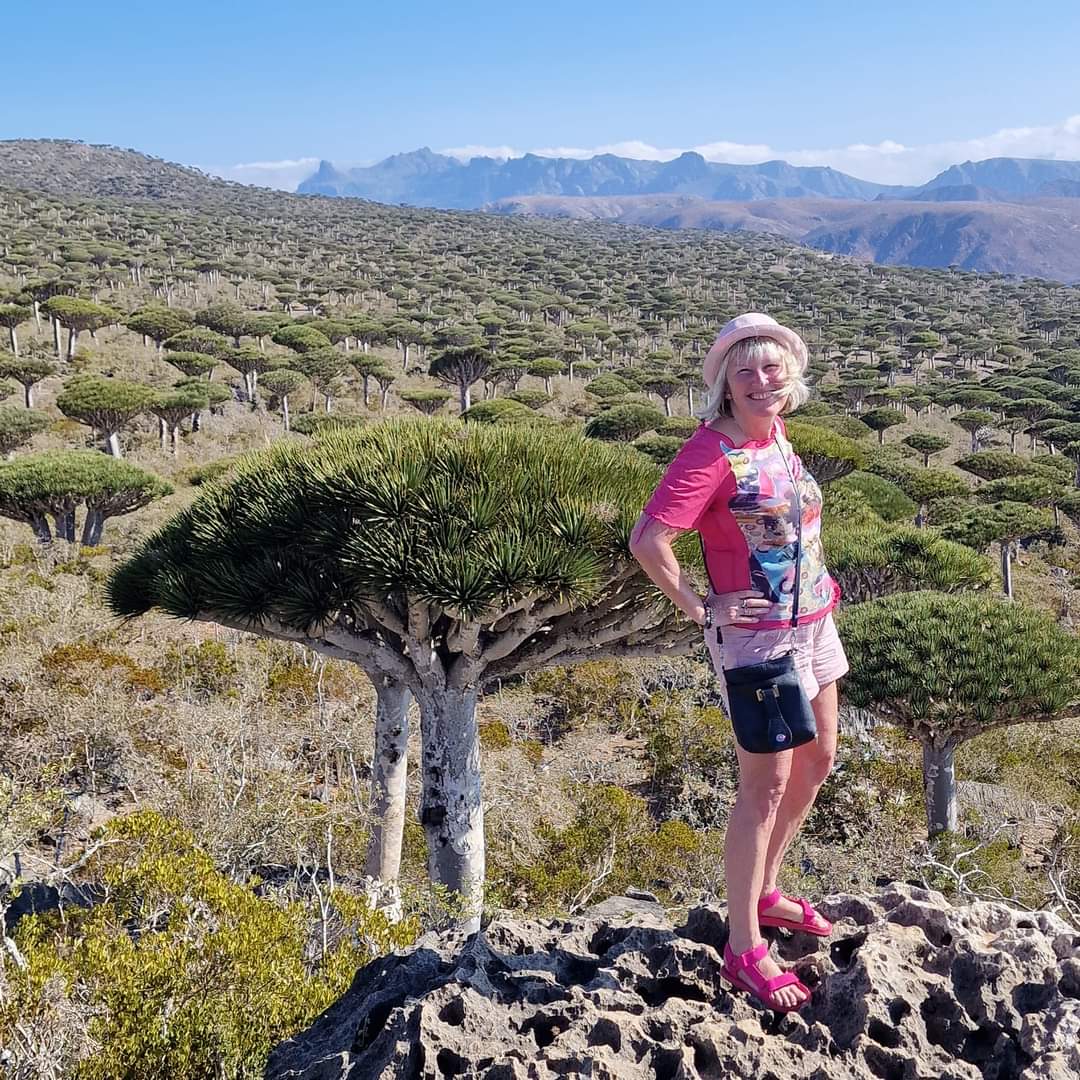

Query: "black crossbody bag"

xmin=712 ymin=435 xmax=817 ymax=754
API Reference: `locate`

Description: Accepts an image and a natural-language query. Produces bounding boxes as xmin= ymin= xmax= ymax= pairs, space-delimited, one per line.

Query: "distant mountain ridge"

xmin=298 ymin=149 xmax=1080 ymax=209
xmin=297 ymin=149 xmax=902 ymax=206
xmin=487 ymin=193 xmax=1080 ymax=283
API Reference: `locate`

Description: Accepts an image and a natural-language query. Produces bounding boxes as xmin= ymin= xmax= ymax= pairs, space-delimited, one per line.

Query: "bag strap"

xmin=773 ymin=429 xmax=803 ymax=629
xmin=708 ymin=421 xmax=805 ymax=645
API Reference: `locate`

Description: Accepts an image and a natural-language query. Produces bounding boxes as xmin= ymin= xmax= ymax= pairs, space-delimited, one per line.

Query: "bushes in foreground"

xmin=2 ymin=811 xmax=418 ymax=1080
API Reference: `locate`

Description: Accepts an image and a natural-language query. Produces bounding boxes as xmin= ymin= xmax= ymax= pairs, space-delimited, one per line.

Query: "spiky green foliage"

xmin=0 ymin=450 xmax=171 ymax=544
xmin=902 ymin=432 xmax=951 ymax=466
xmin=585 ymin=373 xmax=634 ymax=400
xmin=839 ymin=591 xmax=1080 ymax=742
xmin=288 ymin=412 xmax=368 ymax=437
xmin=632 ymin=434 xmax=684 ymax=466
xmin=954 ymin=450 xmax=1046 ymax=482
xmin=0 ymin=406 xmax=49 ymax=455
xmin=460 ymin=398 xmax=539 ymax=425
xmin=785 ymin=420 xmax=864 ymax=484
xmin=40 ymin=296 xmax=120 ymax=333
xmin=174 ymin=376 xmax=231 ymax=408
xmin=860 ymin=406 xmax=907 ymax=444
xmin=826 ymin=525 xmax=994 ymax=602
xmin=0 ymin=354 xmax=54 ymax=408
xmin=150 ymin=387 xmax=209 ymax=425
xmin=271 ymin=324 xmax=333 ymax=353
xmin=56 ymin=375 xmax=157 ymax=451
xmin=938 ymin=500 xmax=1055 ymax=551
xmin=125 ymin=305 xmax=193 ymax=346
xmin=162 ymin=327 xmax=231 ymax=358
xmin=505 ymin=388 xmax=552 ymax=410
xmin=428 ymin=346 xmax=491 ymax=411
xmin=831 ymin=472 xmax=916 ymax=523
xmin=163 ymin=350 xmax=217 ymax=378
xmin=195 ymin=300 xmax=250 ymax=344
xmin=106 ymin=419 xmax=695 ymax=638
xmin=655 ymin=416 xmax=699 ymax=438
xmin=801 ymin=414 xmax=873 ymax=440
xmin=974 ymin=475 xmax=1068 ymax=508
xmin=585 ymin=403 xmax=665 ymax=442
xmin=399 ymin=388 xmax=452 ymax=416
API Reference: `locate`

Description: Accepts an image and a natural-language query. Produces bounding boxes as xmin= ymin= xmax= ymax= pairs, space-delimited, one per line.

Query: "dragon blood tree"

xmin=106 ymin=419 xmax=702 ymax=928
xmin=839 ymin=591 xmax=1080 ymax=836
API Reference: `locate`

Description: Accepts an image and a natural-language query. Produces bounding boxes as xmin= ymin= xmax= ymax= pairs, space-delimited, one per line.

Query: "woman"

xmin=629 ymin=312 xmax=848 ymax=1013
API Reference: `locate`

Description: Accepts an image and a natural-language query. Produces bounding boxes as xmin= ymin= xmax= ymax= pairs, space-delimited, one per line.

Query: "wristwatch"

xmin=702 ymin=602 xmax=713 ymax=631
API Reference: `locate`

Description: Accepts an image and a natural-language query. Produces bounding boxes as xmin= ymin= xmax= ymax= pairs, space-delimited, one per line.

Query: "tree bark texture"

xmin=1001 ymin=542 xmax=1014 ymax=600
xmin=416 ymin=683 xmax=484 ymax=934
xmin=922 ymin=738 xmax=958 ymax=836
xmin=363 ymin=677 xmax=412 ymax=898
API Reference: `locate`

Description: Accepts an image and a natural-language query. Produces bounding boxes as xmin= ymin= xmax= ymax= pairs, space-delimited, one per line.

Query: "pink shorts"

xmin=704 ymin=611 xmax=849 ymax=715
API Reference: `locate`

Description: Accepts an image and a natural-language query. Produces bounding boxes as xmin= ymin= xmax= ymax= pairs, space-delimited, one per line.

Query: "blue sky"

xmin=3 ymin=0 xmax=1080 ymax=189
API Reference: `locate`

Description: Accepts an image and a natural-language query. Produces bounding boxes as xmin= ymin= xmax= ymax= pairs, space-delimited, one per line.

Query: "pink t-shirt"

xmin=642 ymin=416 xmax=840 ymax=630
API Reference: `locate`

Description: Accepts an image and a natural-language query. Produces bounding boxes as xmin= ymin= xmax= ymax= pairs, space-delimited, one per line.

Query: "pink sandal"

xmin=721 ymin=940 xmax=810 ymax=1012
xmin=757 ymin=887 xmax=832 ymax=937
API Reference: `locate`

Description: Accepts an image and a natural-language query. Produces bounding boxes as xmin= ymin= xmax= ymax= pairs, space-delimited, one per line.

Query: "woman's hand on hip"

xmin=710 ymin=589 xmax=770 ymax=626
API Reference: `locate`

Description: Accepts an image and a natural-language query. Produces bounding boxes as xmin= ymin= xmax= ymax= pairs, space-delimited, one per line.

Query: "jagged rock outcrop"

xmin=265 ymin=883 xmax=1080 ymax=1080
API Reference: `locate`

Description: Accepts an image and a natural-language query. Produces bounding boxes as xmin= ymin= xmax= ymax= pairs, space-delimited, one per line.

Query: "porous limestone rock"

xmin=265 ymin=882 xmax=1080 ymax=1080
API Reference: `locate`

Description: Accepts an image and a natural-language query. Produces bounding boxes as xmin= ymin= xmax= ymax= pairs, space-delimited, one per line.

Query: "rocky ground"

xmin=265 ymin=883 xmax=1080 ymax=1080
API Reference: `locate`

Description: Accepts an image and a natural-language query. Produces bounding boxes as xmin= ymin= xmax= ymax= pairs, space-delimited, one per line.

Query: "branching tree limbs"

xmin=107 ymin=420 xmax=704 ymax=928
xmin=0 ymin=450 xmax=171 ymax=546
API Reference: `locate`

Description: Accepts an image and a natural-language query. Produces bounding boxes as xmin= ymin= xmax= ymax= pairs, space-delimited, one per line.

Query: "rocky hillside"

xmin=487 ymin=194 xmax=1080 ymax=283
xmin=0 ymin=139 xmax=237 ymax=200
xmin=266 ymin=883 xmax=1080 ymax=1079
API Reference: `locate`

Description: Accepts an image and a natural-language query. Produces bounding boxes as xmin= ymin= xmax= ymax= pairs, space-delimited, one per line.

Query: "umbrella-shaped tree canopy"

xmin=107 ymin=419 xmax=702 ymax=925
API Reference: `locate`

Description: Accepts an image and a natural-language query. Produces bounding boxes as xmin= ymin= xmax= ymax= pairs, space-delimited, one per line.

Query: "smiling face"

xmin=722 ymin=337 xmax=794 ymax=425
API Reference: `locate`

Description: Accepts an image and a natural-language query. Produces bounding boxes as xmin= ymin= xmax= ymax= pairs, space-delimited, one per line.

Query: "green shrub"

xmin=3 ymin=811 xmax=418 ymax=1080
xmin=832 ymin=471 xmax=916 ymax=523
xmin=488 ymin=784 xmax=700 ymax=912
xmin=160 ymin=640 xmax=239 ymax=696
xmin=183 ymin=458 xmax=237 ymax=486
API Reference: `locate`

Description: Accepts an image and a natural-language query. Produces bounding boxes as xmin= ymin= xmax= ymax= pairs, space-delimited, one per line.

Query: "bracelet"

xmin=702 ymin=602 xmax=713 ymax=631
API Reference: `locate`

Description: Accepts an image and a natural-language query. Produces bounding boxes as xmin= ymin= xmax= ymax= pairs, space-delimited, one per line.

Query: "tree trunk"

xmin=52 ymin=318 xmax=61 ymax=359
xmin=282 ymin=395 xmax=291 ymax=433
xmin=82 ymin=508 xmax=105 ymax=546
xmin=459 ymin=384 xmax=471 ymax=414
xmin=23 ymin=383 xmax=33 ymax=409
xmin=170 ymin=424 xmax=180 ymax=457
xmin=1001 ymin=541 xmax=1013 ymax=600
xmin=105 ymin=431 xmax=122 ymax=458
xmin=52 ymin=507 xmax=76 ymax=543
xmin=363 ymin=678 xmax=412 ymax=907
xmin=30 ymin=514 xmax=52 ymax=545
xmin=8 ymin=325 xmax=17 ymax=356
xmin=922 ymin=737 xmax=958 ymax=835
xmin=158 ymin=416 xmax=167 ymax=452
xmin=416 ymin=684 xmax=484 ymax=933
xmin=67 ymin=327 xmax=78 ymax=361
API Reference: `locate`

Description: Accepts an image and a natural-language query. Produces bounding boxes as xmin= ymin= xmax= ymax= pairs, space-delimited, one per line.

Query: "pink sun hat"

xmin=702 ymin=313 xmax=809 ymax=389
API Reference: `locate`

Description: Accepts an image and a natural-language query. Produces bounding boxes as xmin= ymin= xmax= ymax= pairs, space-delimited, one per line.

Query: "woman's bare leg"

xmin=724 ymin=744 xmax=807 ymax=1007
xmin=759 ymin=681 xmax=839 ymax=925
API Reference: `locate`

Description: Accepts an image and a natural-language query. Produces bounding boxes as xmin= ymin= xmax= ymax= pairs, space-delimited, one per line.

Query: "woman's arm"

xmin=629 ymin=512 xmax=771 ymax=628
xmin=628 ymin=512 xmax=709 ymax=625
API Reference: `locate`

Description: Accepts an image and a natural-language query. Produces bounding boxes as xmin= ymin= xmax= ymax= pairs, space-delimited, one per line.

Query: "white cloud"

xmin=440 ymin=115 xmax=1080 ymax=186
xmin=202 ymin=157 xmax=321 ymax=191
xmin=440 ymin=144 xmax=518 ymax=161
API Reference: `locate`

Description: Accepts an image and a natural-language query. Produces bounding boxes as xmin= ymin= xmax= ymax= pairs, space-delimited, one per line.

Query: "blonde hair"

xmin=693 ymin=337 xmax=810 ymax=423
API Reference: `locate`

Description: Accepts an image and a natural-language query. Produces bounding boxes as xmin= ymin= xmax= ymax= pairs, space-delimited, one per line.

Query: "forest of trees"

xmin=0 ymin=163 xmax=1079 ymax=1076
